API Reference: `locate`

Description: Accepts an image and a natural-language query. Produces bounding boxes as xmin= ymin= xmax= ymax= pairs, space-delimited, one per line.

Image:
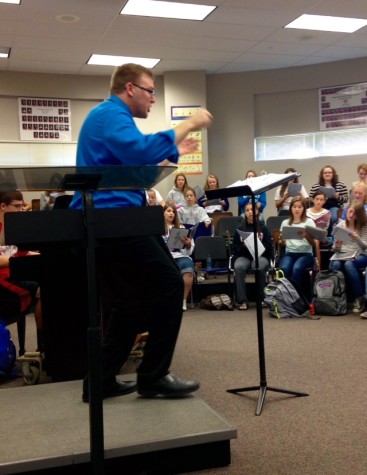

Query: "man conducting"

xmin=70 ymin=63 xmax=213 ymax=402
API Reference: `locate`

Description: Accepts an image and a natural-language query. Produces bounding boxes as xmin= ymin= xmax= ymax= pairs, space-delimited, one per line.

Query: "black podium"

xmin=206 ymin=172 xmax=309 ymax=416
xmin=1 ymin=165 xmax=176 ymax=475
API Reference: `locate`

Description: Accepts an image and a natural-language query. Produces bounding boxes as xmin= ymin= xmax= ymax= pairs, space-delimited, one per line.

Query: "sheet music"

xmin=305 ymin=225 xmax=327 ymax=242
xmin=319 ymin=186 xmax=335 ymax=199
xmin=237 ymin=230 xmax=265 ymax=259
xmin=166 ymin=228 xmax=189 ymax=249
xmin=281 ymin=226 xmax=304 ymax=240
xmin=227 ymin=173 xmax=299 ymax=194
xmin=288 ymin=183 xmax=302 ymax=197
xmin=332 ymin=224 xmax=354 ymax=244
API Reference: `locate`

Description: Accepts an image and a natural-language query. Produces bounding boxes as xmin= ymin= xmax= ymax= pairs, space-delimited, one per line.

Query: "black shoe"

xmin=82 ymin=379 xmax=138 ymax=403
xmin=137 ymin=373 xmax=200 ymax=398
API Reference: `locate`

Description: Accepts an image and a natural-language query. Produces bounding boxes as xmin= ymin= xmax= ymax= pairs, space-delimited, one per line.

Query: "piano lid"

xmin=0 ymin=165 xmax=177 ymax=192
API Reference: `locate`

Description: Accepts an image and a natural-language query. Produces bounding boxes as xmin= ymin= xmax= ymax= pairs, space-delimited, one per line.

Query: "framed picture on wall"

xmin=18 ymin=97 xmax=72 ymax=142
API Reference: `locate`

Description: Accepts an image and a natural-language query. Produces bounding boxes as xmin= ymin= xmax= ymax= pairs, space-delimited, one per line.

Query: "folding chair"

xmin=265 ymin=215 xmax=286 ymax=270
xmin=193 ymin=236 xmax=234 ymax=304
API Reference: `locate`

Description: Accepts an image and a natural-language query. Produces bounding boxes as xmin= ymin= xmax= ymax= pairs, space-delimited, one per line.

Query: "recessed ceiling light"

xmin=0 ymin=0 xmax=21 ymax=4
xmin=285 ymin=14 xmax=367 ymax=33
xmin=0 ymin=47 xmax=10 ymax=58
xmin=120 ymin=0 xmax=216 ymax=21
xmin=56 ymin=14 xmax=80 ymax=23
xmin=88 ymin=54 xmax=161 ymax=68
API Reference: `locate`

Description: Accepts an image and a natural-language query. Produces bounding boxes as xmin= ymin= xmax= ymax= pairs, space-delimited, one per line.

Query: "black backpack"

xmin=313 ymin=270 xmax=347 ymax=316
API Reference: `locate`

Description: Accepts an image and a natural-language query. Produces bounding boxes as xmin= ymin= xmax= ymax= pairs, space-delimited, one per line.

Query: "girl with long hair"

xmin=163 ymin=203 xmax=195 ymax=311
xmin=232 ymin=202 xmax=273 ymax=310
xmin=274 ymin=167 xmax=308 ymax=216
xmin=309 ymin=165 xmax=348 ymax=227
xmin=278 ymin=196 xmax=316 ymax=285
xmin=198 ymin=174 xmax=229 ymax=214
xmin=330 ymin=200 xmax=367 ymax=316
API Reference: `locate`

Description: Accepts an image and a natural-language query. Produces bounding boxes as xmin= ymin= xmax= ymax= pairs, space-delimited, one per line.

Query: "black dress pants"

xmin=97 ymin=235 xmax=183 ymax=385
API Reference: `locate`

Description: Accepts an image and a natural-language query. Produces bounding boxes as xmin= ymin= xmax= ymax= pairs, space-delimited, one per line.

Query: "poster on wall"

xmin=319 ymin=82 xmax=367 ymax=131
xmin=18 ymin=97 xmax=72 ymax=141
xmin=171 ymin=105 xmax=202 ymax=175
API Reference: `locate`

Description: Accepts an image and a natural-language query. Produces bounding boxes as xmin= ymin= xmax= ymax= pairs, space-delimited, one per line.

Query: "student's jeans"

xmin=328 ymin=206 xmax=340 ymax=229
xmin=234 ymin=256 xmax=269 ymax=304
xmin=280 ymin=252 xmax=314 ymax=285
xmin=329 ymin=254 xmax=367 ymax=300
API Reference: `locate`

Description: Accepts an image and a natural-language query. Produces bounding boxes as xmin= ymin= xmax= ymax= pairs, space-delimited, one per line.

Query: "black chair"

xmin=216 ymin=216 xmax=244 ymax=238
xmin=53 ymin=194 xmax=73 ymax=209
xmin=193 ymin=236 xmax=234 ymax=303
xmin=265 ymin=215 xmax=286 ymax=268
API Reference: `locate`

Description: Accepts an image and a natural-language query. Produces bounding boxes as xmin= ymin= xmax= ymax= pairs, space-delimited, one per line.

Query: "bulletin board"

xmin=319 ymin=82 xmax=367 ymax=131
xmin=171 ymin=105 xmax=202 ymax=175
xmin=18 ymin=97 xmax=72 ymax=142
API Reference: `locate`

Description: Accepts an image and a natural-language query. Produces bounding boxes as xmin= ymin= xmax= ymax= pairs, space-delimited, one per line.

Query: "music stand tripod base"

xmin=227 ymin=384 xmax=309 ymax=416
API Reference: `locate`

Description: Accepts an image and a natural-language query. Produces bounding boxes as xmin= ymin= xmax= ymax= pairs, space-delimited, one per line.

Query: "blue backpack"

xmin=0 ymin=320 xmax=16 ymax=380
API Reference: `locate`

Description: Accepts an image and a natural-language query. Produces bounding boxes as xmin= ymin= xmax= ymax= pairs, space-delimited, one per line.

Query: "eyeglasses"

xmin=131 ymin=83 xmax=156 ymax=96
xmin=8 ymin=202 xmax=23 ymax=209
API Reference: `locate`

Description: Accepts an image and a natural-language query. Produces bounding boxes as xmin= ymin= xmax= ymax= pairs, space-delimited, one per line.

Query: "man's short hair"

xmin=0 ymin=190 xmax=23 ymax=205
xmin=110 ymin=63 xmax=154 ymax=95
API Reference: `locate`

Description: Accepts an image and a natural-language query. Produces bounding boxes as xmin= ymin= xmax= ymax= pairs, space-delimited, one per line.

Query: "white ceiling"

xmin=1 ymin=0 xmax=367 ymax=77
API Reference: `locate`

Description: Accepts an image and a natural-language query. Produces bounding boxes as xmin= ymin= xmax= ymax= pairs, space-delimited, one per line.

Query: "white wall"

xmin=1 ymin=57 xmax=367 ymax=212
xmin=207 ymin=56 xmax=367 ymax=218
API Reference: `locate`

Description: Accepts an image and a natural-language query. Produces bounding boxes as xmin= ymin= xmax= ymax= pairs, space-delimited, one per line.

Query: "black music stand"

xmin=206 ymin=173 xmax=309 ymax=415
xmin=1 ymin=165 xmax=176 ymax=474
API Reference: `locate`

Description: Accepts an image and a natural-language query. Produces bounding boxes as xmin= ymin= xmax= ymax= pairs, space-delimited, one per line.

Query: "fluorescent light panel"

xmin=285 ymin=14 xmax=367 ymax=33
xmin=0 ymin=47 xmax=10 ymax=58
xmin=0 ymin=0 xmax=21 ymax=4
xmin=88 ymin=54 xmax=160 ymax=68
xmin=120 ymin=0 xmax=216 ymax=21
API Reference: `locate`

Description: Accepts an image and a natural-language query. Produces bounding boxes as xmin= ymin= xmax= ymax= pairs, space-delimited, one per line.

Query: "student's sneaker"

xmin=360 ymin=310 xmax=367 ymax=319
xmin=353 ymin=297 xmax=365 ymax=313
xmin=197 ymin=275 xmax=205 ymax=282
xmin=182 ymin=299 xmax=187 ymax=311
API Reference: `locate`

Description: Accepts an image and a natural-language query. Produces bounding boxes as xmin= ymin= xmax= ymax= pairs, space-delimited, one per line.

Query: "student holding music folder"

xmin=309 ymin=165 xmax=348 ymax=227
xmin=274 ymin=167 xmax=308 ymax=216
xmin=278 ymin=196 xmax=316 ymax=285
xmin=330 ymin=200 xmax=367 ymax=316
xmin=70 ymin=63 xmax=213 ymax=401
xmin=163 ymin=204 xmax=195 ymax=312
xmin=232 ymin=202 xmax=273 ymax=311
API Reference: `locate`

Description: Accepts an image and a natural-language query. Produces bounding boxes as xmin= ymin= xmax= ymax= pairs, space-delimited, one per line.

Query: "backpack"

xmin=0 ymin=320 xmax=16 ymax=380
xmin=313 ymin=270 xmax=347 ymax=316
xmin=264 ymin=271 xmax=309 ymax=318
xmin=199 ymin=294 xmax=234 ymax=311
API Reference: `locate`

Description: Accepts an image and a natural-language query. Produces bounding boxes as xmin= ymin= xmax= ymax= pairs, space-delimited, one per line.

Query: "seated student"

xmin=163 ymin=204 xmax=195 ymax=312
xmin=0 ymin=190 xmax=43 ymax=353
xmin=166 ymin=173 xmax=188 ymax=210
xmin=40 ymin=190 xmax=66 ymax=211
xmin=329 ymin=200 xmax=367 ymax=316
xmin=146 ymin=188 xmax=165 ymax=207
xmin=274 ymin=167 xmax=308 ymax=216
xmin=309 ymin=165 xmax=348 ymax=228
xmin=232 ymin=203 xmax=273 ymax=310
xmin=278 ymin=196 xmax=316 ymax=285
xmin=352 ymin=163 xmax=367 ymax=188
xmin=178 ymin=187 xmax=212 ymax=228
xmin=238 ymin=170 xmax=267 ymax=219
xmin=306 ymin=190 xmax=331 ymax=269
xmin=198 ymin=174 xmax=229 ymax=214
xmin=306 ymin=191 xmax=331 ymax=230
xmin=341 ymin=181 xmax=367 ymax=220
